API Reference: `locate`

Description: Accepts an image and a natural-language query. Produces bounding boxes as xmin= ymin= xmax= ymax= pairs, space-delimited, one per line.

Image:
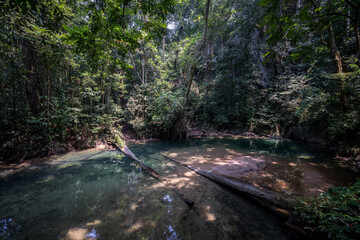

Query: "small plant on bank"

xmin=294 ymin=180 xmax=360 ymax=240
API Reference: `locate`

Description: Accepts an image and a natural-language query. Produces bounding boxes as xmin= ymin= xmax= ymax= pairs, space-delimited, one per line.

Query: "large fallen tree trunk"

xmin=110 ymin=142 xmax=194 ymax=207
xmin=161 ymin=154 xmax=294 ymax=215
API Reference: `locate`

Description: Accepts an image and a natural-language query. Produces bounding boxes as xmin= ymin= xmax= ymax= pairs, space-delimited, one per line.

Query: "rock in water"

xmin=211 ymin=156 xmax=266 ymax=178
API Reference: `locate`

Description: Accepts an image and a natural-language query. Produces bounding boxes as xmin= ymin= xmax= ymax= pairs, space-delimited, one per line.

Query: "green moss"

xmin=114 ymin=134 xmax=125 ymax=148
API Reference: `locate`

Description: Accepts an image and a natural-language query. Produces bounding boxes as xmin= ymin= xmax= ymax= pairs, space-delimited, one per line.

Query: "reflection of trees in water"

xmin=0 ymin=217 xmax=21 ymax=239
xmin=249 ymin=139 xmax=256 ymax=152
xmin=127 ymin=170 xmax=142 ymax=192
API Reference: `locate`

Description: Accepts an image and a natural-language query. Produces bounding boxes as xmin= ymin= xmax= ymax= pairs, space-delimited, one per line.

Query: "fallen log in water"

xmin=110 ymin=142 xmax=194 ymax=207
xmin=161 ymin=154 xmax=294 ymax=215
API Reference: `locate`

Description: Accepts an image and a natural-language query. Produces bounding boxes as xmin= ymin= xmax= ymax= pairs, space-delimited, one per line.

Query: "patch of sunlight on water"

xmin=134 ymin=136 xmax=358 ymax=197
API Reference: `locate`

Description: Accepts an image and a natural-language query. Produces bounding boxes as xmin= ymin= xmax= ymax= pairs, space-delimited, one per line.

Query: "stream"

xmin=0 ymin=137 xmax=358 ymax=240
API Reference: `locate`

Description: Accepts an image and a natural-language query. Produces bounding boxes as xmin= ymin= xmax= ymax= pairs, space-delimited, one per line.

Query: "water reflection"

xmin=86 ymin=228 xmax=99 ymax=239
xmin=162 ymin=195 xmax=173 ymax=202
xmin=0 ymin=141 xmax=319 ymax=240
xmin=0 ymin=218 xmax=21 ymax=239
xmin=165 ymin=225 xmax=181 ymax=240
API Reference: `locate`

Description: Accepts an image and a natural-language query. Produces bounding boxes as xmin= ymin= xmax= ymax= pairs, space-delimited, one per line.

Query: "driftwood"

xmin=161 ymin=154 xmax=294 ymax=214
xmin=110 ymin=142 xmax=194 ymax=207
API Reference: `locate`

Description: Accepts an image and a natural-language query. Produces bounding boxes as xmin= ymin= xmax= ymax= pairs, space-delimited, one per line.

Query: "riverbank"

xmin=1 ymin=127 xmax=359 ymax=171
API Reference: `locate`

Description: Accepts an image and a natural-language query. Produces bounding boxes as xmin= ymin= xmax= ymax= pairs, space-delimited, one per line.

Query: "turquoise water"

xmin=0 ymin=150 xmax=189 ymax=239
xmin=0 ymin=137 xmax=357 ymax=239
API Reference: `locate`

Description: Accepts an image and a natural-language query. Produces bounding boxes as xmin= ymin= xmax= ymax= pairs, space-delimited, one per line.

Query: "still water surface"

xmin=0 ymin=137 xmax=357 ymax=239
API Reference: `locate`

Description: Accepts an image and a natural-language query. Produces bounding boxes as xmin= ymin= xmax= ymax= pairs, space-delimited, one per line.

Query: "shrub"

xmin=294 ymin=180 xmax=360 ymax=240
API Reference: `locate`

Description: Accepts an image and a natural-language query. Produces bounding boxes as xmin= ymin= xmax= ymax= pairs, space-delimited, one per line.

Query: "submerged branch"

xmin=161 ymin=153 xmax=294 ymax=216
xmin=110 ymin=142 xmax=194 ymax=208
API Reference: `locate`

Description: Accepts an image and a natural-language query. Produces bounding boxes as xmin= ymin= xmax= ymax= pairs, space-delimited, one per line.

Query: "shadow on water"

xmin=141 ymin=137 xmax=358 ymax=197
xmin=2 ymin=137 xmax=354 ymax=239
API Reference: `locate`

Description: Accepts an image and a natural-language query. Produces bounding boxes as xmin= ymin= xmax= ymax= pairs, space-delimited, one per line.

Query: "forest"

xmin=1 ymin=0 xmax=360 ymax=162
xmin=1 ymin=1 xmax=360 ymax=239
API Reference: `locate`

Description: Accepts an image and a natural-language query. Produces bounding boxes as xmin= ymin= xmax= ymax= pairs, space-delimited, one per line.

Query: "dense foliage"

xmin=294 ymin=180 xmax=360 ymax=240
xmin=1 ymin=0 xmax=360 ymax=161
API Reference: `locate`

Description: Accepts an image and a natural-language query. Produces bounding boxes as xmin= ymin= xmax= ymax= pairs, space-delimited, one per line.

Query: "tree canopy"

xmin=0 ymin=0 xmax=359 ymax=161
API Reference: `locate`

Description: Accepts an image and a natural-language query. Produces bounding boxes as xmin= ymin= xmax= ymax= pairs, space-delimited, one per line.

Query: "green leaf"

xmin=159 ymin=22 xmax=167 ymax=28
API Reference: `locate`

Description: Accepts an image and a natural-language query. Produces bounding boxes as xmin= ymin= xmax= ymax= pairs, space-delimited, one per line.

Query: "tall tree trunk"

xmin=174 ymin=49 xmax=178 ymax=69
xmin=328 ymin=22 xmax=343 ymax=73
xmin=274 ymin=49 xmax=284 ymax=77
xmin=346 ymin=10 xmax=351 ymax=46
xmin=354 ymin=19 xmax=360 ymax=60
xmin=22 ymin=39 xmax=41 ymax=115
xmin=204 ymin=40 xmax=212 ymax=95
xmin=106 ymin=78 xmax=112 ymax=113
xmin=296 ymin=0 xmax=302 ymax=15
xmin=101 ymin=71 xmax=105 ymax=116
xmin=345 ymin=0 xmax=360 ymax=59
xmin=145 ymin=65 xmax=148 ymax=84
xmin=130 ymin=53 xmax=142 ymax=83
xmin=202 ymin=0 xmax=211 ymax=47
xmin=10 ymin=61 xmax=16 ymax=121
xmin=141 ymin=56 xmax=145 ymax=84
xmin=174 ymin=65 xmax=196 ymax=141
xmin=162 ymin=36 xmax=166 ymax=53
xmin=12 ymin=82 xmax=16 ymax=120
xmin=47 ymin=65 xmax=51 ymax=119
xmin=328 ymin=22 xmax=345 ymax=110
xmin=229 ymin=58 xmax=235 ymax=121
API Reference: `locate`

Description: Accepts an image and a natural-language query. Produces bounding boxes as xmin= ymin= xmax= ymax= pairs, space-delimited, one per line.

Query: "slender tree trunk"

xmin=202 ymin=0 xmax=211 ymax=47
xmin=185 ymin=65 xmax=196 ymax=106
xmin=12 ymin=82 xmax=16 ymax=116
xmin=354 ymin=20 xmax=360 ymax=59
xmin=229 ymin=58 xmax=235 ymax=121
xmin=205 ymin=40 xmax=212 ymax=95
xmin=162 ymin=36 xmax=165 ymax=53
xmin=346 ymin=1 xmax=360 ymax=59
xmin=22 ymin=39 xmax=41 ymax=114
xmin=174 ymin=49 xmax=178 ymax=69
xmin=10 ymin=61 xmax=16 ymax=121
xmin=328 ymin=22 xmax=343 ymax=73
xmin=130 ymin=53 xmax=142 ymax=82
xmin=101 ymin=71 xmax=105 ymax=116
xmin=328 ymin=22 xmax=345 ymax=110
xmin=346 ymin=10 xmax=351 ymax=46
xmin=90 ymin=98 xmax=93 ymax=114
xmin=68 ymin=65 xmax=72 ymax=85
xmin=174 ymin=65 xmax=196 ymax=141
xmin=145 ymin=64 xmax=148 ymax=84
xmin=47 ymin=66 xmax=51 ymax=119
xmin=310 ymin=0 xmax=344 ymax=72
xmin=141 ymin=56 xmax=145 ymax=84
xmin=106 ymin=78 xmax=111 ymax=113
xmin=296 ymin=0 xmax=302 ymax=15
